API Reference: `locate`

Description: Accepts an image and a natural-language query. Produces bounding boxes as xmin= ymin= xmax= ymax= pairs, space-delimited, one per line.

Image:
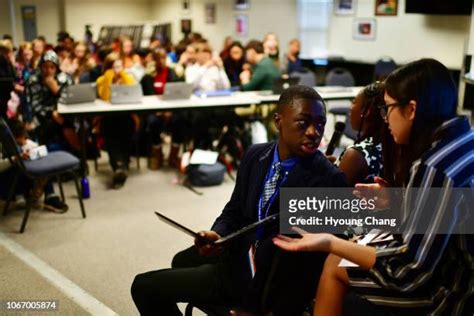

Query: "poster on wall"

xmin=205 ymin=3 xmax=216 ymax=24
xmin=234 ymin=0 xmax=250 ymax=11
xmin=353 ymin=18 xmax=376 ymax=41
xmin=235 ymin=14 xmax=248 ymax=37
xmin=334 ymin=0 xmax=356 ymax=15
xmin=375 ymin=0 xmax=398 ymax=16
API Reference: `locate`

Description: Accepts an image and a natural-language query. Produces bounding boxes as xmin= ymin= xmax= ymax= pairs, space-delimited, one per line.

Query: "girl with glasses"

xmin=273 ymin=58 xmax=473 ymax=316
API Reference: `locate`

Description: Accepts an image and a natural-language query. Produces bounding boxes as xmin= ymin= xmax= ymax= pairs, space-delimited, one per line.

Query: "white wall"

xmin=150 ymin=0 xmax=298 ymax=55
xmin=10 ymin=0 xmax=62 ymax=43
xmin=328 ymin=0 xmax=471 ymax=69
xmin=64 ymin=0 xmax=152 ymax=42
xmin=0 ymin=1 xmax=13 ymax=39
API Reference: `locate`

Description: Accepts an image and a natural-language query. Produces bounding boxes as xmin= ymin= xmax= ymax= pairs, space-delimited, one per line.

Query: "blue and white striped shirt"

xmin=348 ymin=117 xmax=473 ymax=315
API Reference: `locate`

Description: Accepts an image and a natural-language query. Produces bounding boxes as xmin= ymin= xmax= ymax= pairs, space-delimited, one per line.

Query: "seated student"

xmin=120 ymin=36 xmax=144 ymax=82
xmin=70 ymin=41 xmax=96 ymax=83
xmin=263 ymin=32 xmax=280 ymax=67
xmin=141 ymin=48 xmax=184 ymax=169
xmin=185 ymin=41 xmax=230 ymax=92
xmin=185 ymin=41 xmax=231 ymax=149
xmin=281 ymin=39 xmax=303 ymax=75
xmin=335 ymin=82 xmax=389 ymax=186
xmin=240 ymin=40 xmax=280 ymax=91
xmin=174 ymin=42 xmax=197 ymax=79
xmin=219 ymin=36 xmax=234 ymax=60
xmin=223 ymin=41 xmax=245 ymax=87
xmin=31 ymin=38 xmax=45 ymax=69
xmin=131 ymin=85 xmax=347 ymax=316
xmin=6 ymin=119 xmax=68 ymax=212
xmin=24 ymin=50 xmax=81 ymax=152
xmin=16 ymin=42 xmax=35 ymax=89
xmin=273 ymin=59 xmax=474 ymax=316
xmin=96 ymin=52 xmax=139 ymax=189
xmin=89 ymin=46 xmax=112 ymax=82
xmin=0 ymin=39 xmax=18 ymax=119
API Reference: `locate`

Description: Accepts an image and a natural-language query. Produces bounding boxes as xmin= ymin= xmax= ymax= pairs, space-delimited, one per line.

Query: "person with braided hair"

xmin=335 ymin=82 xmax=392 ymax=186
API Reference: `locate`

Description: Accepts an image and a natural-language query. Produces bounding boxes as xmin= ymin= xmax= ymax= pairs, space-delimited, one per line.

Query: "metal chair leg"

xmin=20 ymin=196 xmax=32 ymax=233
xmin=136 ymin=142 xmax=140 ymax=170
xmin=57 ymin=175 xmax=65 ymax=202
xmin=73 ymin=173 xmax=86 ymax=218
xmin=3 ymin=172 xmax=19 ymax=216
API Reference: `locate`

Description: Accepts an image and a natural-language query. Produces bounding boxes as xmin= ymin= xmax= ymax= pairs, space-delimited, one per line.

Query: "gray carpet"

xmin=0 ymin=156 xmax=233 ymax=315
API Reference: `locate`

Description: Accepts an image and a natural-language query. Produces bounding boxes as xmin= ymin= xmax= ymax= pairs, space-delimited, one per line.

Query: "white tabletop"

xmin=241 ymin=86 xmax=363 ymax=103
xmin=57 ymin=86 xmax=363 ymax=115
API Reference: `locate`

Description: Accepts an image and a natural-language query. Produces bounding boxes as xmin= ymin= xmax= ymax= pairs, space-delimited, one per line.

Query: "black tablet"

xmin=154 ymin=211 xmax=279 ymax=245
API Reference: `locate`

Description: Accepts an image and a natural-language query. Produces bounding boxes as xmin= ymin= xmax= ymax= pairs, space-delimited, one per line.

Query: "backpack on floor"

xmin=186 ymin=162 xmax=226 ymax=187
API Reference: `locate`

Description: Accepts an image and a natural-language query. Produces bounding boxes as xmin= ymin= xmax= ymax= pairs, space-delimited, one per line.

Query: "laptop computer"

xmin=162 ymin=82 xmax=194 ymax=100
xmin=272 ymin=77 xmax=300 ymax=94
xmin=60 ymin=83 xmax=96 ymax=104
xmin=110 ymin=84 xmax=143 ymax=104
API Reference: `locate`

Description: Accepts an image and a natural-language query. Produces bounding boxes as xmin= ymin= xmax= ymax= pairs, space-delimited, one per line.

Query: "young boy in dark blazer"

xmin=131 ymin=85 xmax=347 ymax=315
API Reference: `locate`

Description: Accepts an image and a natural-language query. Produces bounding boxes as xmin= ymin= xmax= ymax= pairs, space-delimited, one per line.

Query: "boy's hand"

xmin=194 ymin=231 xmax=223 ymax=257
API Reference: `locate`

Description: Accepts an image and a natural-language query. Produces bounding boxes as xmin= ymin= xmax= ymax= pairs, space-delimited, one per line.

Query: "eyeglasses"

xmin=378 ymin=102 xmax=404 ymax=120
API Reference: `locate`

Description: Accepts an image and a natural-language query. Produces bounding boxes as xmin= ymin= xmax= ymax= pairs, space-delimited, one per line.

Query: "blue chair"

xmin=325 ymin=68 xmax=358 ymax=140
xmin=374 ymin=57 xmax=397 ymax=81
xmin=289 ymin=69 xmax=316 ymax=88
xmin=0 ymin=118 xmax=86 ymax=233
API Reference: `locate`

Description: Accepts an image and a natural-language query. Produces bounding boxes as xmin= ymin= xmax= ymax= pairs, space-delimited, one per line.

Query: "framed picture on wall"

xmin=235 ymin=14 xmax=248 ymax=37
xmin=375 ymin=0 xmax=398 ymax=16
xmin=205 ymin=3 xmax=216 ymax=24
xmin=181 ymin=19 xmax=192 ymax=34
xmin=334 ymin=0 xmax=356 ymax=16
xmin=353 ymin=18 xmax=376 ymax=41
xmin=234 ymin=0 xmax=250 ymax=11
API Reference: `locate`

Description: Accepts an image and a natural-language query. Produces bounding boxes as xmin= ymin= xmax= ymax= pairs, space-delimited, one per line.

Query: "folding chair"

xmin=0 ymin=118 xmax=86 ymax=233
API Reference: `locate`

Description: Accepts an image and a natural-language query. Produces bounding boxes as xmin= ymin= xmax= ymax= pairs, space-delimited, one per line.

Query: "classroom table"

xmin=57 ymin=86 xmax=363 ymax=171
xmin=57 ymin=86 xmax=363 ymax=115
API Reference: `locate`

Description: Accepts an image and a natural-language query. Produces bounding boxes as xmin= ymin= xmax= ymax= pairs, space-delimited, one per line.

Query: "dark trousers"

xmin=102 ymin=115 xmax=135 ymax=171
xmin=131 ymin=237 xmax=327 ymax=316
xmin=146 ymin=111 xmax=189 ymax=146
xmin=131 ymin=246 xmax=245 ymax=316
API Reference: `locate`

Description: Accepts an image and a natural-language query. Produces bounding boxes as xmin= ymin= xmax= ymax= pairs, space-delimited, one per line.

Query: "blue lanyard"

xmin=256 ymin=170 xmax=289 ymax=240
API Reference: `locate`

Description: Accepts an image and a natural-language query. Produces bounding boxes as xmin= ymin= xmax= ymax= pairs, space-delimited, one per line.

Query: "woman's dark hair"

xmin=384 ymin=58 xmax=457 ymax=186
xmin=228 ymin=41 xmax=243 ymax=53
xmin=356 ymin=81 xmax=386 ymax=142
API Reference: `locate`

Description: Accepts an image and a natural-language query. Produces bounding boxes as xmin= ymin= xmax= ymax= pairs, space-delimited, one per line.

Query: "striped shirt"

xmin=348 ymin=117 xmax=474 ymax=315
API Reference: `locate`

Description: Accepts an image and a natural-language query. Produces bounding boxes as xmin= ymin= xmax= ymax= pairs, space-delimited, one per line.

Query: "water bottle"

xmin=81 ymin=177 xmax=90 ymax=199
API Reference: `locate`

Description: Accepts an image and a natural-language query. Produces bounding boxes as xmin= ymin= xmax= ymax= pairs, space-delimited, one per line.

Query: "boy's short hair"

xmin=245 ymin=40 xmax=264 ymax=54
xmin=277 ymin=85 xmax=325 ymax=113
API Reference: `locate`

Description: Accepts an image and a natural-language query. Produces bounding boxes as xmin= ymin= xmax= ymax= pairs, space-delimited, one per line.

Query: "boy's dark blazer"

xmin=211 ymin=141 xmax=347 ymax=314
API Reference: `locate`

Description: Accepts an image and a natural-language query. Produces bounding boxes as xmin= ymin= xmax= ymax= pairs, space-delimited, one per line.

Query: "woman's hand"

xmin=353 ymin=176 xmax=390 ymax=209
xmin=273 ymin=228 xmax=334 ymax=253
